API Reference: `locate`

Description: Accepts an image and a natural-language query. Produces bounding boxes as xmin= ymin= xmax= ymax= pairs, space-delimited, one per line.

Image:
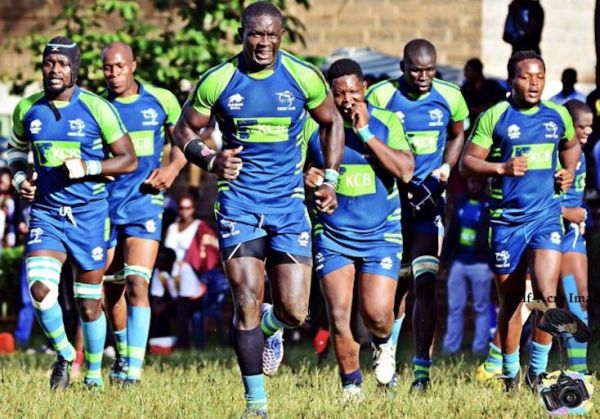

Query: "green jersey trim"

xmin=79 ymin=90 xmax=127 ymax=145
xmin=280 ymin=50 xmax=328 ymax=110
xmin=370 ymin=106 xmax=410 ymax=151
xmin=432 ymin=79 xmax=469 ymax=122
xmin=543 ymin=100 xmax=575 ymax=141
xmin=365 ymin=80 xmax=398 ymax=108
xmin=192 ymin=58 xmax=238 ymax=116
xmin=144 ymin=84 xmax=182 ymax=126
xmin=469 ymin=101 xmax=510 ymax=149
xmin=11 ymin=91 xmax=45 ymax=144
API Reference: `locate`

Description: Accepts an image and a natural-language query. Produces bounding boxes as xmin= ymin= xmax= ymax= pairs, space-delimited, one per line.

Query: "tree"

xmin=6 ymin=0 xmax=310 ymax=100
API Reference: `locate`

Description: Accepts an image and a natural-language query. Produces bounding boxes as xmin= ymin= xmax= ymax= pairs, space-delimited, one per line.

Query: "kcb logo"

xmin=345 ymin=173 xmax=373 ymax=188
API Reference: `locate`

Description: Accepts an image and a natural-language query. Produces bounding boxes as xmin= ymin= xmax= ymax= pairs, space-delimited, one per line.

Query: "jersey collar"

xmin=238 ymin=51 xmax=280 ymax=80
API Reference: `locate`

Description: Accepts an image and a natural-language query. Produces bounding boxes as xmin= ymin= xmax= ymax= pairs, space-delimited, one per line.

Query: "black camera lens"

xmin=558 ymin=387 xmax=583 ymax=408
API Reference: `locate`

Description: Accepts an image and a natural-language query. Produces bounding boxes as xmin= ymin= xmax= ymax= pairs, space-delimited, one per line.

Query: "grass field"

xmin=0 ymin=341 xmax=597 ymax=418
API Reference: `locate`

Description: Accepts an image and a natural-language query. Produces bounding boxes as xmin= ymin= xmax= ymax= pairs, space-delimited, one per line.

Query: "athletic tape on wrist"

xmin=183 ymin=139 xmax=216 ymax=172
xmin=323 ymin=168 xmax=339 ymax=188
xmin=12 ymin=171 xmax=26 ymax=191
xmin=357 ymin=125 xmax=375 ymax=143
xmin=85 ymin=160 xmax=102 ymax=176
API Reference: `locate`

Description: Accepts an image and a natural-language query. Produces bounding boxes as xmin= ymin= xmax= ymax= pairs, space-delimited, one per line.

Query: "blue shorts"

xmin=27 ymin=200 xmax=109 ymax=271
xmin=215 ymin=204 xmax=312 ymax=258
xmin=561 ymin=223 xmax=587 ymax=255
xmin=314 ymin=246 xmax=401 ymax=280
xmin=489 ymin=215 xmax=563 ymax=275
xmin=108 ymin=214 xmax=163 ymax=248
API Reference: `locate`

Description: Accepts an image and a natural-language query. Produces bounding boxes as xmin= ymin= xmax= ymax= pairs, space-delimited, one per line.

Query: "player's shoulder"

xmin=541 ymin=100 xmax=571 ymax=122
xmin=432 ymin=78 xmax=464 ymax=101
xmin=279 ymin=50 xmax=327 ymax=85
xmin=142 ymin=83 xmax=179 ymax=107
xmin=366 ymin=79 xmax=397 ymax=97
xmin=14 ymin=91 xmax=46 ymax=116
xmin=79 ymin=87 xmax=115 ymax=107
xmin=197 ymin=56 xmax=239 ymax=88
xmin=369 ymin=104 xmax=399 ymax=125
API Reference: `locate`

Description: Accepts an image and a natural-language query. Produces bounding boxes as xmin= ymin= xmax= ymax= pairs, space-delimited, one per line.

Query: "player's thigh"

xmin=357 ymin=273 xmax=397 ymax=319
xmin=561 ymin=251 xmax=588 ymax=300
xmin=124 ymin=237 xmax=160 ymax=269
xmin=224 ymin=255 xmax=266 ymax=304
xmin=320 ymin=263 xmax=356 ymax=327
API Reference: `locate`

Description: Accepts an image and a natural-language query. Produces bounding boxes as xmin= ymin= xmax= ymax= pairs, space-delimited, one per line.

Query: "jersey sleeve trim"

xmin=543 ymin=100 xmax=575 ymax=141
xmin=433 ymin=79 xmax=469 ymax=122
xmin=192 ymin=58 xmax=238 ymax=116
xmin=144 ymin=84 xmax=182 ymax=126
xmin=11 ymin=91 xmax=45 ymax=148
xmin=371 ymin=106 xmax=410 ymax=151
xmin=280 ymin=51 xmax=329 ymax=110
xmin=80 ymin=90 xmax=127 ymax=145
xmin=365 ymin=80 xmax=396 ymax=108
xmin=469 ymin=101 xmax=510 ymax=149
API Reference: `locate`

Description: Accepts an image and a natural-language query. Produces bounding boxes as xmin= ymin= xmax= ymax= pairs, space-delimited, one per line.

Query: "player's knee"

xmin=412 ymin=256 xmax=438 ymax=299
xmin=277 ymin=304 xmax=307 ymax=327
xmin=78 ymin=298 xmax=102 ymax=321
xmin=26 ymin=256 xmax=62 ymax=310
xmin=363 ymin=310 xmax=392 ymax=336
xmin=126 ymin=276 xmax=149 ymax=303
xmin=73 ymin=281 xmax=103 ymax=320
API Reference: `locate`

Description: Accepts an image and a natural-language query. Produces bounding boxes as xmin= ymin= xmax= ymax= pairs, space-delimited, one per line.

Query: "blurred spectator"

xmin=502 ymin=0 xmax=544 ymax=55
xmin=550 ymin=68 xmax=586 ymax=105
xmin=0 ymin=168 xmax=17 ymax=247
xmin=442 ymin=178 xmax=493 ymax=355
xmin=461 ymin=59 xmax=506 ymax=126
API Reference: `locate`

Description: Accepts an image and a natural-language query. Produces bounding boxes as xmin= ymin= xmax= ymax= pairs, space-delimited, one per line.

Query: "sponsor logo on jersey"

xmin=35 ymin=141 xmax=82 ymax=167
xmin=337 ymin=164 xmax=376 ymax=197
xmin=428 ymin=108 xmax=444 ymax=127
xmin=508 ymin=124 xmax=521 ymax=140
xmin=67 ymin=119 xmax=86 ymax=137
xmin=407 ymin=131 xmax=438 ymax=155
xmin=297 ymin=231 xmax=310 ymax=247
xmin=145 ymin=219 xmax=157 ymax=233
xmin=511 ymin=143 xmax=554 ymax=170
xmin=30 ymin=119 xmax=42 ymax=134
xmin=227 ymin=93 xmax=245 ymax=110
xmin=380 ymin=257 xmax=393 ymax=270
xmin=550 ymin=231 xmax=561 ymax=245
xmin=92 ymin=246 xmax=104 ymax=261
xmin=28 ymin=227 xmax=43 ymax=244
xmin=495 ymin=250 xmax=510 ymax=268
xmin=276 ymin=90 xmax=296 ymax=111
xmin=141 ymin=108 xmax=159 ymax=126
xmin=544 ymin=121 xmax=559 ymax=139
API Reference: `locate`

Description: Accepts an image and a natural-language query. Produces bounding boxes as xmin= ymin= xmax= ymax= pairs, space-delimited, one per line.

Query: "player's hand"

xmin=144 ymin=165 xmax=178 ymax=192
xmin=431 ymin=163 xmax=451 ymax=182
xmin=562 ymin=207 xmax=587 ymax=224
xmin=351 ymin=102 xmax=369 ymax=131
xmin=503 ymin=155 xmax=528 ymax=176
xmin=315 ymin=183 xmax=338 ymax=215
xmin=212 ymin=146 xmax=243 ymax=180
xmin=18 ymin=172 xmax=37 ymax=202
xmin=63 ymin=158 xmax=87 ymax=179
xmin=305 ymin=167 xmax=324 ymax=188
xmin=554 ymin=168 xmax=573 ymax=192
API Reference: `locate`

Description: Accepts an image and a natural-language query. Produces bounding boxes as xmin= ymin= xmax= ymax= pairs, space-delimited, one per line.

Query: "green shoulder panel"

xmin=365 ymin=80 xmax=397 ymax=108
xmin=280 ymin=51 xmax=328 ymax=110
xmin=192 ymin=58 xmax=238 ymax=116
xmin=433 ymin=79 xmax=469 ymax=122
xmin=469 ymin=101 xmax=510 ymax=149
xmin=370 ymin=106 xmax=410 ymax=151
xmin=543 ymin=100 xmax=575 ymax=141
xmin=144 ymin=84 xmax=182 ymax=125
xmin=11 ymin=91 xmax=45 ymax=148
xmin=79 ymin=89 xmax=127 ymax=145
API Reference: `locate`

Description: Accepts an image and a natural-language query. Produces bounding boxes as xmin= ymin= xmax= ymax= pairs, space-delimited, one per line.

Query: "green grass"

xmin=0 ymin=344 xmax=597 ymax=418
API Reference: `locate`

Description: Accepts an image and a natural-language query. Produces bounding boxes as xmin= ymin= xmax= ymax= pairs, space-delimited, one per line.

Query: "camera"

xmin=540 ymin=372 xmax=590 ymax=414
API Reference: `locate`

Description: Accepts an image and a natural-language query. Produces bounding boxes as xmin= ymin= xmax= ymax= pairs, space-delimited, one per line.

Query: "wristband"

xmin=12 ymin=171 xmax=26 ymax=191
xmin=438 ymin=163 xmax=450 ymax=179
xmin=183 ymin=139 xmax=216 ymax=172
xmin=323 ymin=168 xmax=339 ymax=188
xmin=85 ymin=160 xmax=102 ymax=176
xmin=357 ymin=125 xmax=375 ymax=143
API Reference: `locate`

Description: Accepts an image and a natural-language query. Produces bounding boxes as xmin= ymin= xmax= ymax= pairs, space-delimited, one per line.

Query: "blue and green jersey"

xmin=469 ymin=100 xmax=575 ymax=222
xmin=562 ymin=154 xmax=585 ymax=209
xmin=11 ymin=86 xmax=126 ymax=207
xmin=105 ymin=82 xmax=181 ymax=224
xmin=305 ymin=105 xmax=410 ymax=255
xmin=192 ymin=50 xmax=329 ymax=214
xmin=366 ymin=77 xmax=468 ymax=184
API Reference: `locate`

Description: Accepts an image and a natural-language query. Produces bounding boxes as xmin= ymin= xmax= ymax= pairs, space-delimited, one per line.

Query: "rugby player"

xmin=101 ymin=42 xmax=186 ymax=384
xmin=173 ymin=2 xmax=343 ymax=416
xmin=366 ymin=39 xmax=468 ymax=391
xmin=9 ymin=36 xmax=137 ymax=389
xmin=305 ymin=58 xmax=414 ymax=396
xmin=460 ymin=50 xmax=579 ymax=391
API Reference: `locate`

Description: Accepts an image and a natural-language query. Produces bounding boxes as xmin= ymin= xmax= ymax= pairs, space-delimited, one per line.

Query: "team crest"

xmin=91 ymin=246 xmax=104 ymax=261
xmin=28 ymin=227 xmax=44 ymax=244
xmin=68 ymin=119 xmax=86 ymax=137
xmin=495 ymin=250 xmax=510 ymax=268
xmin=550 ymin=231 xmax=561 ymax=245
xmin=297 ymin=231 xmax=310 ymax=247
xmin=428 ymin=109 xmax=444 ymax=127
xmin=380 ymin=257 xmax=393 ymax=270
xmin=141 ymin=108 xmax=159 ymax=126
xmin=145 ymin=219 xmax=157 ymax=233
xmin=227 ymin=94 xmax=244 ymax=110
xmin=30 ymin=119 xmax=42 ymax=134
xmin=508 ymin=124 xmax=521 ymax=140
xmin=544 ymin=121 xmax=559 ymax=139
xmin=276 ymin=90 xmax=296 ymax=111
